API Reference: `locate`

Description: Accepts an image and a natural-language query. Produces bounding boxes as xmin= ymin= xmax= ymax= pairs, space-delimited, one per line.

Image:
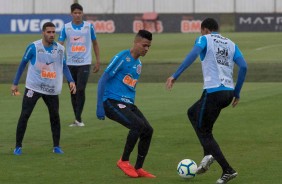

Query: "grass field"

xmin=1 ymin=32 xmax=282 ymax=64
xmin=0 ymin=32 xmax=281 ymax=183
xmin=0 ymin=83 xmax=281 ymax=184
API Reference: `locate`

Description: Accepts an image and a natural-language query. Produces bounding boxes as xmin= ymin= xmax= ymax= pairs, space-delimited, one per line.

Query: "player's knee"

xmin=146 ymin=125 xmax=153 ymax=136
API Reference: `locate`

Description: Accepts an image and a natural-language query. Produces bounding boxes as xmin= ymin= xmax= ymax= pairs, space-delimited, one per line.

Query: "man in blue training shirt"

xmin=58 ymin=3 xmax=101 ymax=127
xmin=166 ymin=18 xmax=247 ymax=184
xmin=11 ymin=22 xmax=76 ymax=155
xmin=96 ymin=30 xmax=156 ymax=178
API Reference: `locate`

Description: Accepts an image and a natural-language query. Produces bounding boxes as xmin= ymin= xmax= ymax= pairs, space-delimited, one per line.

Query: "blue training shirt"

xmin=172 ymin=32 xmax=247 ymax=97
xmin=103 ymin=49 xmax=142 ymax=104
xmin=58 ymin=21 xmax=96 ymax=42
xmin=13 ymin=42 xmax=73 ymax=85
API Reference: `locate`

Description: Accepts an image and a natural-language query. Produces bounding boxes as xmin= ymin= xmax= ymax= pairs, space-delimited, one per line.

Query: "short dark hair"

xmin=201 ymin=18 xmax=219 ymax=32
xmin=42 ymin=22 xmax=55 ymax=31
xmin=71 ymin=3 xmax=83 ymax=12
xmin=136 ymin=30 xmax=152 ymax=41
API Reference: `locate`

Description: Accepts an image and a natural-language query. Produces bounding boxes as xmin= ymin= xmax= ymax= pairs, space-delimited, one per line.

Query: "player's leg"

xmin=132 ymin=106 xmax=155 ymax=178
xmin=71 ymin=65 xmax=90 ymax=126
xmin=75 ymin=65 xmax=90 ymax=122
xmin=103 ymin=99 xmax=145 ymax=177
xmin=42 ymin=95 xmax=61 ymax=149
xmin=196 ymin=91 xmax=237 ymax=179
xmin=68 ymin=65 xmax=77 ymax=115
xmin=188 ymin=91 xmax=211 ymax=156
xmin=14 ymin=89 xmax=41 ymax=154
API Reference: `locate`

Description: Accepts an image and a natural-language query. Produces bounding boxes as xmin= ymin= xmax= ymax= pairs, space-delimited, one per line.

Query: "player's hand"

xmin=69 ymin=82 xmax=76 ymax=94
xmin=96 ymin=104 xmax=105 ymax=120
xmin=92 ymin=62 xmax=100 ymax=73
xmin=166 ymin=76 xmax=176 ymax=90
xmin=11 ymin=85 xmax=20 ymax=96
xmin=232 ymin=97 xmax=240 ymax=107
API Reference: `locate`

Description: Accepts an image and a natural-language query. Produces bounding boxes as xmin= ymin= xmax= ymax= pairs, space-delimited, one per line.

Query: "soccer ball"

xmin=177 ymin=159 xmax=197 ymax=179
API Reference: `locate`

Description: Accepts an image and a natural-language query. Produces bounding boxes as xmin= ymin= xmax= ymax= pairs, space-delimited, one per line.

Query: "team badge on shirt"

xmin=117 ymin=104 xmax=126 ymax=109
xmin=26 ymin=89 xmax=34 ymax=98
xmin=137 ymin=64 xmax=142 ymax=74
xmin=126 ymin=57 xmax=131 ymax=62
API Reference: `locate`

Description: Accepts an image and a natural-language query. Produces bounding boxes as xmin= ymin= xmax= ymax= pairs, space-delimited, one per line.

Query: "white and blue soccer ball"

xmin=177 ymin=159 xmax=197 ymax=179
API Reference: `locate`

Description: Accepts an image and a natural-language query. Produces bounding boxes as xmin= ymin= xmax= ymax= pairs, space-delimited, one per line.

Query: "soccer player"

xmin=11 ymin=22 xmax=76 ymax=155
xmin=96 ymin=30 xmax=155 ymax=178
xmin=58 ymin=3 xmax=101 ymax=127
xmin=166 ymin=18 xmax=247 ymax=184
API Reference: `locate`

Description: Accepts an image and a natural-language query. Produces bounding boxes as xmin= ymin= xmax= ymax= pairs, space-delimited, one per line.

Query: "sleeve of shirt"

xmin=172 ymin=45 xmax=203 ymax=80
xmin=90 ymin=24 xmax=97 ymax=41
xmin=234 ymin=55 xmax=248 ymax=98
xmin=96 ymin=72 xmax=111 ymax=119
xmin=194 ymin=36 xmax=207 ymax=49
xmin=233 ymin=45 xmax=243 ymax=61
xmin=105 ymin=54 xmax=124 ymax=77
xmin=58 ymin=26 xmax=66 ymax=42
xmin=63 ymin=57 xmax=74 ymax=82
xmin=13 ymin=44 xmax=35 ymax=85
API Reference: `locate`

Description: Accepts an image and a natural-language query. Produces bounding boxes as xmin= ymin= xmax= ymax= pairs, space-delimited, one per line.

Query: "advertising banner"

xmin=235 ymin=14 xmax=282 ymax=32
xmin=0 ymin=14 xmax=219 ymax=34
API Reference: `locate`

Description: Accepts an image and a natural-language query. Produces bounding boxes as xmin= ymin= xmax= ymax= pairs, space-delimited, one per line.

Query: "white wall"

xmin=0 ymin=0 xmax=33 ymax=14
xmin=0 ymin=0 xmax=281 ymax=14
xmin=195 ymin=0 xmax=234 ymax=13
xmin=276 ymin=0 xmax=282 ymax=12
xmin=155 ymin=0 xmax=194 ymax=13
xmin=236 ymin=0 xmax=275 ymax=13
xmin=114 ymin=0 xmax=153 ymax=13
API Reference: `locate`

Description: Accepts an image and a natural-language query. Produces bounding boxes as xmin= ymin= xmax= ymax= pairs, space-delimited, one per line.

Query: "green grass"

xmin=0 ymin=82 xmax=281 ymax=184
xmin=1 ymin=32 xmax=281 ymax=64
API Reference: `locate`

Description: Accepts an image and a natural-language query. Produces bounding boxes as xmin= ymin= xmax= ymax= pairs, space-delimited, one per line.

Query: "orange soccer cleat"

xmin=117 ymin=159 xmax=138 ymax=178
xmin=136 ymin=168 xmax=156 ymax=178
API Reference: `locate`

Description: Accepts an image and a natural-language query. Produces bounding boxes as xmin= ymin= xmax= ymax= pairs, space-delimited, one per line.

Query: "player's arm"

xmin=96 ymin=72 xmax=110 ymax=120
xmin=63 ymin=58 xmax=76 ymax=94
xmin=166 ymin=45 xmax=203 ymax=90
xmin=96 ymin=54 xmax=123 ymax=120
xmin=91 ymin=24 xmax=101 ymax=73
xmin=232 ymin=45 xmax=248 ymax=107
xmin=58 ymin=26 xmax=66 ymax=45
xmin=166 ymin=36 xmax=206 ymax=90
xmin=11 ymin=44 xmax=35 ymax=95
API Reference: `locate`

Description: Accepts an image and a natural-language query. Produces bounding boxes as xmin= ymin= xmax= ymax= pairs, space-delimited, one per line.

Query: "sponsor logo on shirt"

xmin=71 ymin=45 xmax=86 ymax=52
xmin=40 ymin=83 xmax=55 ymax=93
xmin=123 ymin=74 xmax=137 ymax=88
xmin=41 ymin=70 xmax=56 ymax=79
xmin=46 ymin=61 xmax=54 ymax=65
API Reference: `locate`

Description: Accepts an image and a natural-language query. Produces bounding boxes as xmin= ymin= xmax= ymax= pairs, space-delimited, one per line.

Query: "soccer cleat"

xmin=136 ymin=168 xmax=156 ymax=178
xmin=14 ymin=147 xmax=22 ymax=155
xmin=216 ymin=171 xmax=238 ymax=184
xmin=117 ymin=159 xmax=138 ymax=178
xmin=69 ymin=120 xmax=85 ymax=127
xmin=53 ymin=146 xmax=64 ymax=154
xmin=196 ymin=155 xmax=215 ymax=174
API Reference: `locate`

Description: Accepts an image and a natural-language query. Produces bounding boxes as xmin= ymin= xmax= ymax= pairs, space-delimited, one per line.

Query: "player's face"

xmin=43 ymin=27 xmax=55 ymax=45
xmin=71 ymin=9 xmax=83 ymax=24
xmin=135 ymin=38 xmax=152 ymax=57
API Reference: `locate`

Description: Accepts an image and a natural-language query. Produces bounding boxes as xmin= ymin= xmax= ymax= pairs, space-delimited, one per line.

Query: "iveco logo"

xmin=239 ymin=16 xmax=282 ymax=25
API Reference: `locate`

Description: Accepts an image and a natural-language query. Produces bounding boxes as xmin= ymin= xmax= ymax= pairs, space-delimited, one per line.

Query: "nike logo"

xmin=74 ymin=37 xmax=81 ymax=41
xmin=46 ymin=61 xmax=54 ymax=65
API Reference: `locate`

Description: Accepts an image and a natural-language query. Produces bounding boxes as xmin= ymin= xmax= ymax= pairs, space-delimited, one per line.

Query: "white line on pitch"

xmin=255 ymin=44 xmax=282 ymax=51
